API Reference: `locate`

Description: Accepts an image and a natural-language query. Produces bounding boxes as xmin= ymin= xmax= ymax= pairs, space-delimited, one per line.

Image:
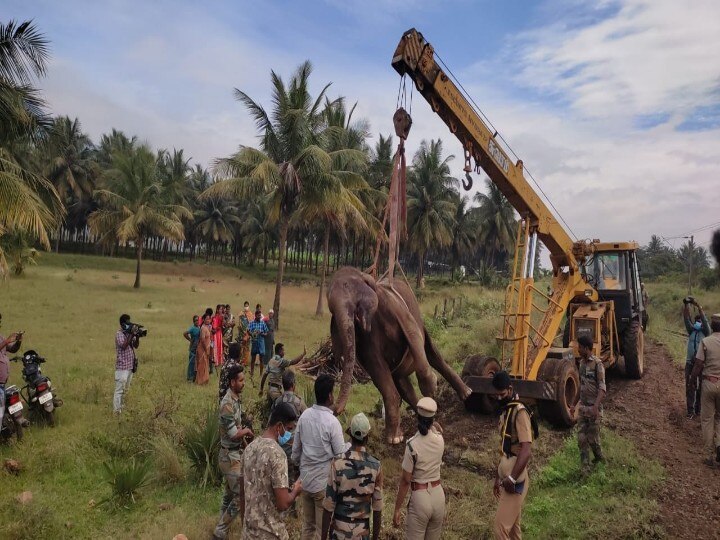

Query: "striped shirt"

xmin=115 ymin=330 xmax=135 ymax=371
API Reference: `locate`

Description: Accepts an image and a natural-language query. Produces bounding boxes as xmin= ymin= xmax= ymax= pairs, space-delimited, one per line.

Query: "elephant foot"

xmin=387 ymin=433 xmax=405 ymax=445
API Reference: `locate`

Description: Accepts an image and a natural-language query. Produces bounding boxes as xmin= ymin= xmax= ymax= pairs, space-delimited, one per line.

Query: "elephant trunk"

xmin=334 ymin=316 xmax=356 ymax=415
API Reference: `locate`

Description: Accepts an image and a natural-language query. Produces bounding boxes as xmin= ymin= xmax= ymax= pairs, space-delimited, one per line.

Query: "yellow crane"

xmin=392 ymin=29 xmax=646 ymax=426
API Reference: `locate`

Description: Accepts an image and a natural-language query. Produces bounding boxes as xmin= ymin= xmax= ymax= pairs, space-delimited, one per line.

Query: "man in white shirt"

xmin=292 ymin=374 xmax=348 ymax=540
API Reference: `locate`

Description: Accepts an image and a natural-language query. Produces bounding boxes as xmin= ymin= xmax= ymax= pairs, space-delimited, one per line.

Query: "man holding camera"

xmin=683 ymin=297 xmax=711 ymax=419
xmin=114 ymin=314 xmax=140 ymax=414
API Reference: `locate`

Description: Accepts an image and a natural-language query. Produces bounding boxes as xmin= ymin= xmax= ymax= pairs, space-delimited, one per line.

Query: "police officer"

xmin=213 ymin=365 xmax=254 ymax=540
xmin=689 ymin=313 xmax=720 ymax=467
xmin=393 ymin=397 xmax=445 ymax=540
xmin=321 ymin=413 xmax=383 ymax=540
xmin=572 ymin=335 xmax=606 ymax=475
xmin=491 ymin=371 xmax=533 ymax=540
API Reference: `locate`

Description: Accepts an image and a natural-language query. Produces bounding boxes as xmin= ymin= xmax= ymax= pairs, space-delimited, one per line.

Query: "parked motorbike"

xmin=12 ymin=350 xmax=63 ymax=426
xmin=1 ymin=384 xmax=28 ymax=442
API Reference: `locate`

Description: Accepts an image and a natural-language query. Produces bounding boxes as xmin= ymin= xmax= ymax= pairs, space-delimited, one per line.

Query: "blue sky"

xmin=6 ymin=0 xmax=720 ymax=253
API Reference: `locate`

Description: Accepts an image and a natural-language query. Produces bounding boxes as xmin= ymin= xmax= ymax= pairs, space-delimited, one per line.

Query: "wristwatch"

xmin=506 ymin=475 xmax=516 ymax=485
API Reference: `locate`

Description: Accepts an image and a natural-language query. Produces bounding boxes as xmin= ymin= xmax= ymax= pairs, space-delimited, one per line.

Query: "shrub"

xmin=185 ymin=408 xmax=220 ymax=488
xmin=100 ymin=458 xmax=152 ymax=505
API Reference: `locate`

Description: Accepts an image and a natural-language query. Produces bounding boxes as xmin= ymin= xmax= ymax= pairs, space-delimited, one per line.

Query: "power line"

xmin=433 ymin=52 xmax=579 ymax=241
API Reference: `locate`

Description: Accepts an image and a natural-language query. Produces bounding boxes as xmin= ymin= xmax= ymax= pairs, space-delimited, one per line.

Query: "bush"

xmin=185 ymin=408 xmax=220 ymax=488
xmin=100 ymin=458 xmax=152 ymax=506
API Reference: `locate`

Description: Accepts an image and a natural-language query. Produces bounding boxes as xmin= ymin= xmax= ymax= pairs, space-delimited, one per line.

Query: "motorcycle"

xmin=12 ymin=350 xmax=63 ymax=426
xmin=1 ymin=385 xmax=27 ymax=442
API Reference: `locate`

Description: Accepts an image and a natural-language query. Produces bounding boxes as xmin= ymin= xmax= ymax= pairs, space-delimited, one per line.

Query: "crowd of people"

xmin=100 ymin=289 xmax=720 ymax=540
xmin=182 ymin=301 xmax=276 ymax=390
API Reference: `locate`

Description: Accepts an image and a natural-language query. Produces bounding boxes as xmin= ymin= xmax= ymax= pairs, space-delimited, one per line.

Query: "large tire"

xmin=623 ymin=320 xmax=644 ymax=379
xmin=537 ymin=357 xmax=580 ymax=427
xmin=461 ymin=355 xmax=500 ymax=414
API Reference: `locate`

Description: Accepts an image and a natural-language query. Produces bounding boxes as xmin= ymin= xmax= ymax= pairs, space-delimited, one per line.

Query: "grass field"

xmin=0 ymin=254 xmax=666 ymax=539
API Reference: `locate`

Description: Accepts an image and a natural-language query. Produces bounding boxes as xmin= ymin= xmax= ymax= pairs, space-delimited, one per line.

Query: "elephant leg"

xmin=394 ymin=372 xmax=419 ymax=410
xmin=424 ymin=329 xmax=472 ymax=400
xmin=415 ymin=363 xmax=438 ymax=398
xmin=364 ymin=358 xmax=404 ymax=444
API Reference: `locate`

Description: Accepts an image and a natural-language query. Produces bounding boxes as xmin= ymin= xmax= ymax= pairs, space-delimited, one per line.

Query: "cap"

xmin=416 ymin=397 xmax=437 ymax=418
xmin=711 ymin=313 xmax=720 ymax=324
xmin=492 ymin=371 xmax=512 ymax=391
xmin=349 ymin=413 xmax=371 ymax=439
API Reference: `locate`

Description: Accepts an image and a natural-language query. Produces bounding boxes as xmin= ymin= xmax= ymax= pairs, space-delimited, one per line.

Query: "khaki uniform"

xmin=697 ymin=332 xmax=720 ymax=457
xmin=401 ymin=427 xmax=445 ymax=540
xmin=213 ymin=388 xmax=244 ymax=540
xmin=494 ymin=401 xmax=533 ymax=540
xmin=578 ymin=356 xmax=606 ymax=468
xmin=240 ymin=437 xmax=291 ymax=540
xmin=323 ymin=448 xmax=383 ymax=540
xmin=265 ymin=355 xmax=291 ymax=401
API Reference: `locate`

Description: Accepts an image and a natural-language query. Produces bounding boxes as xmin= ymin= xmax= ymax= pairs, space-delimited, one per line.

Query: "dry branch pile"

xmin=298 ymin=338 xmax=371 ymax=384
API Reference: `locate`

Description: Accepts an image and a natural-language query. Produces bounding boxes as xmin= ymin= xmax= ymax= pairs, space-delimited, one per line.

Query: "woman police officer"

xmin=393 ymin=397 xmax=446 ymax=539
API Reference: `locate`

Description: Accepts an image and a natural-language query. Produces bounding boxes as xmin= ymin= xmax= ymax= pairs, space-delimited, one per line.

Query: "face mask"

xmin=693 ymin=321 xmax=702 ymax=331
xmin=278 ymin=425 xmax=292 ymax=445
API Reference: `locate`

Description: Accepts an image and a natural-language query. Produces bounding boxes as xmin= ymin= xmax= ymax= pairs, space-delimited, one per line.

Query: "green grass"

xmin=525 ymin=430 xmax=664 ymax=539
xmin=0 ymin=253 xmax=670 ymax=539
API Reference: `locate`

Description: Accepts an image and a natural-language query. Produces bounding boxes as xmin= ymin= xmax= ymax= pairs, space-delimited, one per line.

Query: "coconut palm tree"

xmin=0 ymin=19 xmax=61 ymax=274
xmin=206 ymin=61 xmax=335 ymax=329
xmin=240 ymin=197 xmax=275 ymax=268
xmin=298 ymin=98 xmax=370 ymax=315
xmin=88 ymin=145 xmax=191 ymax=288
xmin=193 ymin=196 xmax=241 ymax=262
xmin=95 ymin=129 xmax=137 ymax=167
xmin=407 ymin=139 xmax=457 ymax=287
xmin=449 ymin=194 xmax=477 ymax=280
xmin=44 ymin=116 xmax=96 ymax=251
xmin=474 ymin=179 xmax=517 ymax=269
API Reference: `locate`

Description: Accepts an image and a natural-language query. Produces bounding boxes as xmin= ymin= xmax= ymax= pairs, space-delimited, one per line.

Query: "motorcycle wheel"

xmin=44 ymin=409 xmax=55 ymax=427
xmin=14 ymin=420 xmax=23 ymax=442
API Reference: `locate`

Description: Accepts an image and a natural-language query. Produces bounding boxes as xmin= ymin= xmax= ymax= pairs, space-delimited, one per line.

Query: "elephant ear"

xmin=355 ymin=279 xmax=379 ymax=331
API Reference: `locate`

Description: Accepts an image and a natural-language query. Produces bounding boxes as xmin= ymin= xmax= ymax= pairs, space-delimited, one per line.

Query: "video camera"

xmin=123 ymin=322 xmax=148 ymax=338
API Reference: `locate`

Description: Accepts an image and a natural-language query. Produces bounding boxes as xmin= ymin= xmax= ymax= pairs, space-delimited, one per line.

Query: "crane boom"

xmin=392 ymin=28 xmax=576 ymax=270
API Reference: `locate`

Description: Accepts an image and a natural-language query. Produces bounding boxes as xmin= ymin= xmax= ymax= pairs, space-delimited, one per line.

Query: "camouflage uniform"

xmin=265 ymin=354 xmax=291 ymax=402
xmin=578 ymin=355 xmax=606 ymax=469
xmin=323 ymin=448 xmax=383 ymax=540
xmin=213 ymin=387 xmax=245 ymax=539
xmin=218 ymin=356 xmax=241 ymax=403
xmin=273 ymin=391 xmax=307 ymax=484
xmin=240 ymin=436 xmax=291 ymax=540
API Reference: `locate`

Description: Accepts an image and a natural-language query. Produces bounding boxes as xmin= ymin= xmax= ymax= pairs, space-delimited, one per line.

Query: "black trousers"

xmin=685 ymin=362 xmax=701 ymax=415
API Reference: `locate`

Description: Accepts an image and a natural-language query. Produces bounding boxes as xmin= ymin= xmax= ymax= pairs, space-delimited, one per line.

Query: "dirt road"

xmin=605 ymin=340 xmax=720 ymax=539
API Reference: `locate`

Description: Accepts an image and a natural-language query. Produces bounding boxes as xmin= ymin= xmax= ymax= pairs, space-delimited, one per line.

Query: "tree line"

xmin=1 ymin=20 xmax=522 ymax=328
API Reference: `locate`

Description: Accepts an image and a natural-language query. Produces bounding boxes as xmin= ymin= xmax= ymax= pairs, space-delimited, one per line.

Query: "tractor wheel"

xmin=461 ymin=355 xmax=500 ymax=414
xmin=538 ymin=357 xmax=580 ymax=427
xmin=623 ymin=320 xmax=644 ymax=379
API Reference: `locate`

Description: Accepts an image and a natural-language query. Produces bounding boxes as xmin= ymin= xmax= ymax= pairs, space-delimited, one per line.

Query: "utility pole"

xmin=688 ymin=234 xmax=694 ymax=294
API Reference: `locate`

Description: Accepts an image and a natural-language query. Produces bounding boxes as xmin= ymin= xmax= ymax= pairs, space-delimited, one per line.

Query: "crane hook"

xmin=462 ymin=171 xmax=473 ymax=191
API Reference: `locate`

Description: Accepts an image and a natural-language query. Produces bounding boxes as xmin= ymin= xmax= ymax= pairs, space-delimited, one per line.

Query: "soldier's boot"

xmin=591 ymin=443 xmax=604 ymax=464
xmin=580 ymin=450 xmax=591 ymax=477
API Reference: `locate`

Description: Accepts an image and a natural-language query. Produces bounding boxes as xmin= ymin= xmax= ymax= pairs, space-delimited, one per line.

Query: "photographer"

xmin=683 ymin=297 xmax=711 ymax=419
xmin=114 ymin=314 xmax=140 ymax=414
xmin=0 ymin=313 xmax=23 ymax=429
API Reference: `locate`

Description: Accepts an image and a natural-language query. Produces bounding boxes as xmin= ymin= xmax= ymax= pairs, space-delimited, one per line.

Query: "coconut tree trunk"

xmin=416 ymin=251 xmax=424 ymax=288
xmin=133 ymin=237 xmax=144 ymax=289
xmin=274 ymin=220 xmax=289 ymax=330
xmin=315 ymin=227 xmax=331 ymax=316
